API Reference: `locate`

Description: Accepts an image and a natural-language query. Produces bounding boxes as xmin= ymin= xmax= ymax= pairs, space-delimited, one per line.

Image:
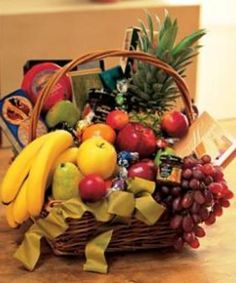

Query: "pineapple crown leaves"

xmin=138 ymin=10 xmax=206 ymax=62
xmin=129 ymin=10 xmax=206 ymax=114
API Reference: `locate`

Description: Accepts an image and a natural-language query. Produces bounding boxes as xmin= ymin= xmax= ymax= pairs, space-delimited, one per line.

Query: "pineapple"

xmin=128 ymin=11 xmax=206 ymax=134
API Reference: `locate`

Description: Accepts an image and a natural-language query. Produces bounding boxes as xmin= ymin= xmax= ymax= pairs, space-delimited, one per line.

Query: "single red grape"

xmin=192 ymin=214 xmax=202 ymax=224
xmin=203 ymin=189 xmax=213 ymax=206
xmin=213 ymin=203 xmax=223 ymax=217
xmin=219 ymin=198 xmax=230 ymax=208
xmin=225 ymin=190 xmax=234 ymax=200
xmin=182 ymin=214 xmax=194 ymax=232
xmin=205 ymin=212 xmax=216 ymax=225
xmin=183 ymin=232 xmax=195 ymax=243
xmin=191 ymin=202 xmax=201 ymax=214
xmin=194 ymin=190 xmax=206 ymax=204
xmin=213 ymin=167 xmax=224 ymax=182
xmin=199 ymin=207 xmax=210 ymax=221
xmin=192 ymin=169 xmax=205 ymax=180
xmin=201 ymin=154 xmax=211 ymax=164
xmin=195 ymin=164 xmax=204 ymax=170
xmin=173 ymin=197 xmax=182 ymax=211
xmin=183 ymin=156 xmax=197 ymax=169
xmin=182 ymin=192 xmax=194 ymax=208
xmin=170 ymin=214 xmax=183 ymax=229
xmin=194 ymin=226 xmax=206 ymax=237
xmin=189 ymin=178 xmax=200 ymax=190
xmin=161 ymin=186 xmax=170 ymax=195
xmin=181 ymin=179 xmax=189 ymax=190
xmin=202 ymin=164 xmax=215 ymax=176
xmin=172 ymin=186 xmax=182 ymax=196
xmin=189 ymin=237 xmax=200 ymax=249
xmin=182 ymin=168 xmax=192 ymax=179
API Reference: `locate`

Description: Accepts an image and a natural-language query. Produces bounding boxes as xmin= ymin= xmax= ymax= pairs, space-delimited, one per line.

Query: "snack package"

xmin=0 ymin=89 xmax=47 ymax=153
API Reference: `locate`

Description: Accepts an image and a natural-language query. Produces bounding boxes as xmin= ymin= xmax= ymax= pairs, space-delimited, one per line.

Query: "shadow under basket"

xmin=47 ymin=211 xmax=177 ymax=256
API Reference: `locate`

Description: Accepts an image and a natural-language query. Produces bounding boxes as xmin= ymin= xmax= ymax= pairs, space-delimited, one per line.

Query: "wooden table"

xmin=0 ymin=133 xmax=236 ymax=282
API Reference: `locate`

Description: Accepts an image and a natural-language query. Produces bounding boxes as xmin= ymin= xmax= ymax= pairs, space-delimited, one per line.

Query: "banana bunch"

xmin=1 ymin=130 xmax=78 ymax=228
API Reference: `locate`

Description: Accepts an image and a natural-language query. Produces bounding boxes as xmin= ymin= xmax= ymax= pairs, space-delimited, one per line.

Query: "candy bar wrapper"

xmin=88 ymin=89 xmax=116 ymax=123
xmin=174 ymin=111 xmax=236 ymax=168
xmin=0 ymin=89 xmax=47 ymax=153
xmin=69 ymin=68 xmax=103 ymax=117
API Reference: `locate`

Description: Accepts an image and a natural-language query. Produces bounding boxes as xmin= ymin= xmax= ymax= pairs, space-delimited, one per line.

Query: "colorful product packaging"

xmin=0 ymin=89 xmax=47 ymax=153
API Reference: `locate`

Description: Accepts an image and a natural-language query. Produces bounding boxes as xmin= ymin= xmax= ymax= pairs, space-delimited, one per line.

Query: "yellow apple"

xmin=77 ymin=137 xmax=117 ymax=179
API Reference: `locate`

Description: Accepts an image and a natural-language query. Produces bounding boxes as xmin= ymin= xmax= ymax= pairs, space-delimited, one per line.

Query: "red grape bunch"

xmin=157 ymin=154 xmax=234 ymax=250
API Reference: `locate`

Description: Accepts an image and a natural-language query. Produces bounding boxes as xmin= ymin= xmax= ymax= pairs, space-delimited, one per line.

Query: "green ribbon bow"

xmin=14 ymin=177 xmax=165 ymax=273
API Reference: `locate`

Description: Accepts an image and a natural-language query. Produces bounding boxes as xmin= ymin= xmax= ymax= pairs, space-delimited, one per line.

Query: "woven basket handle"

xmin=29 ymin=50 xmax=194 ymax=141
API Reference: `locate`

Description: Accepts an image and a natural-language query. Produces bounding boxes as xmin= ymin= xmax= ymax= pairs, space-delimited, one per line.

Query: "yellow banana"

xmin=12 ymin=178 xmax=30 ymax=224
xmin=5 ymin=202 xmax=18 ymax=228
xmin=27 ymin=130 xmax=73 ymax=217
xmin=1 ymin=132 xmax=54 ymax=204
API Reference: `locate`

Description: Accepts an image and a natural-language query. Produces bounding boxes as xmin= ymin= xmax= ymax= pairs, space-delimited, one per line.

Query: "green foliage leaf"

xmin=172 ymin=29 xmax=206 ymax=58
xmin=146 ymin=11 xmax=154 ymax=44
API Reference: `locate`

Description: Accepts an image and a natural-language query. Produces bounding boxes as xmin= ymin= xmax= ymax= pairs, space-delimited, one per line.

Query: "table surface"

xmin=0 ymin=119 xmax=236 ymax=283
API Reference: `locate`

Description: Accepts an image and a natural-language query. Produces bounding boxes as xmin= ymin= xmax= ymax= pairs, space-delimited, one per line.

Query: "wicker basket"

xmin=29 ymin=50 xmax=195 ymax=257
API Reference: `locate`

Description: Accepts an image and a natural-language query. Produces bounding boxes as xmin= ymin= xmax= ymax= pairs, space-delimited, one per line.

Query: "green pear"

xmin=52 ymin=162 xmax=83 ymax=200
xmin=45 ymin=100 xmax=80 ymax=128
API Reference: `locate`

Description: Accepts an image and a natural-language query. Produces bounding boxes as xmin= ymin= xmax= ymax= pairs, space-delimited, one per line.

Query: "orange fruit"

xmin=82 ymin=123 xmax=116 ymax=144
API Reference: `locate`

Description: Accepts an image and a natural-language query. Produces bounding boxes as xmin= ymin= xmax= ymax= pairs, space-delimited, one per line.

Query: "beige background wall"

xmin=197 ymin=0 xmax=236 ymax=120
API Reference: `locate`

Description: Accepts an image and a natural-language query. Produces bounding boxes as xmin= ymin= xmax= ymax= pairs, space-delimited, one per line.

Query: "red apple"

xmin=128 ymin=160 xmax=156 ymax=181
xmin=142 ymin=159 xmax=156 ymax=171
xmin=161 ymin=111 xmax=189 ymax=138
xmin=106 ymin=110 xmax=129 ymax=130
xmin=79 ymin=174 xmax=107 ymax=202
xmin=116 ymin=123 xmax=156 ymax=158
